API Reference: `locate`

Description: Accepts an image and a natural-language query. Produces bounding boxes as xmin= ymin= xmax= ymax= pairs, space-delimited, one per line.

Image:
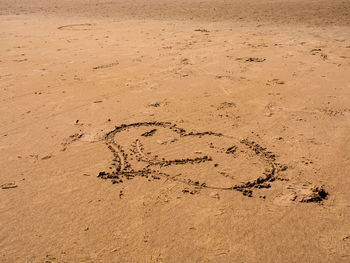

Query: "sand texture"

xmin=1 ymin=0 xmax=350 ymax=262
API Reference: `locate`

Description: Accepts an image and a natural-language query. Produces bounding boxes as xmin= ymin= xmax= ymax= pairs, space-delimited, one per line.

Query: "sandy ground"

xmin=1 ymin=0 xmax=350 ymax=262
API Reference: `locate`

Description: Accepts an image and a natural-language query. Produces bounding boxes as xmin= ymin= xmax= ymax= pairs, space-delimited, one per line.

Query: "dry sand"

xmin=1 ymin=0 xmax=350 ymax=262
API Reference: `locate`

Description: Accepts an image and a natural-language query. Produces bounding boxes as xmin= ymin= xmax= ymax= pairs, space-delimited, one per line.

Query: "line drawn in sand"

xmin=57 ymin=23 xmax=95 ymax=31
xmin=92 ymin=62 xmax=119 ymax=70
xmin=97 ymin=121 xmax=327 ymax=201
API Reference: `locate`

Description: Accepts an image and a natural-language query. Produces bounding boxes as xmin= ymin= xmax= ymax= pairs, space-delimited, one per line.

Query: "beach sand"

xmin=1 ymin=0 xmax=350 ymax=262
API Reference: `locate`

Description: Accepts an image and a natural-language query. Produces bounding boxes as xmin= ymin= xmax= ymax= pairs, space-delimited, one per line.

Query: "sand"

xmin=1 ymin=0 xmax=350 ymax=262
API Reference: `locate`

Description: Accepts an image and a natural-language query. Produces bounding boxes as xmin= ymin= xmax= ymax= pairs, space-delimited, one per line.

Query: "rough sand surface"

xmin=1 ymin=0 xmax=350 ymax=262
